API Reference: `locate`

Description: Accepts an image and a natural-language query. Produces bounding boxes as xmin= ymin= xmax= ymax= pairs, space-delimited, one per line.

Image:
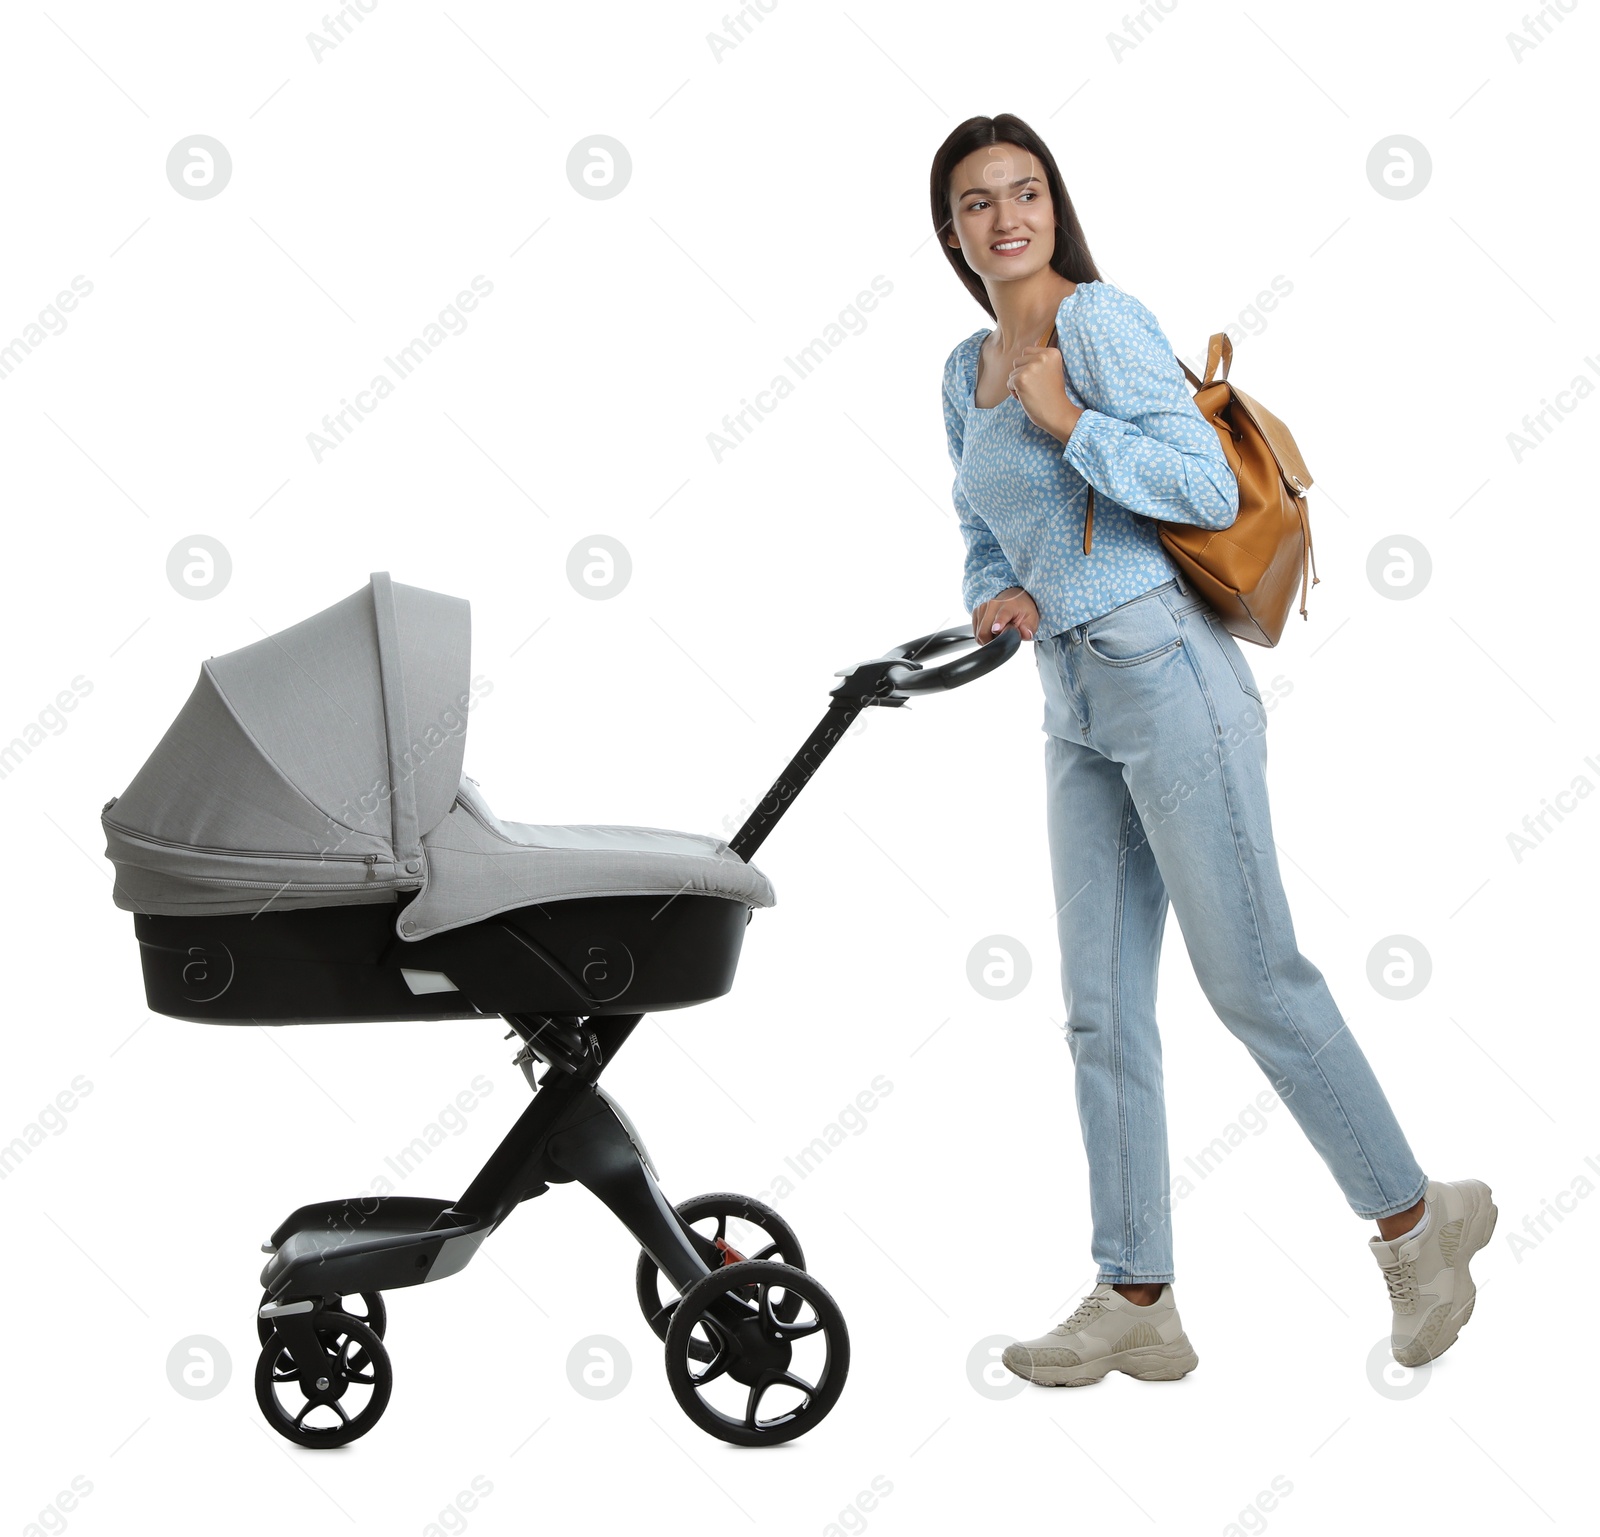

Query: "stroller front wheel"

xmin=255 ymin=1311 xmax=393 ymax=1448
xmin=664 ymin=1260 xmax=848 ymax=1446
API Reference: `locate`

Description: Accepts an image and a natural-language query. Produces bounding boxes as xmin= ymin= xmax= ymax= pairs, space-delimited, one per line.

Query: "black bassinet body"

xmin=104 ymin=574 xmax=774 ymax=1023
xmin=131 ymin=893 xmax=751 ymax=1024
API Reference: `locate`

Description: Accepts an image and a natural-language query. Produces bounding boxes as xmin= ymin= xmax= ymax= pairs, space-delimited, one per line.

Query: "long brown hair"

xmin=929 ymin=114 xmax=1103 ymax=318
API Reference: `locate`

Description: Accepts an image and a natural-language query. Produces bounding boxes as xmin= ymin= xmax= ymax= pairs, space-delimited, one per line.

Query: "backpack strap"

xmin=1203 ymin=332 xmax=1233 ymax=386
xmin=1297 ymin=492 xmax=1321 ymax=619
xmin=1179 ymin=332 xmax=1233 ymax=392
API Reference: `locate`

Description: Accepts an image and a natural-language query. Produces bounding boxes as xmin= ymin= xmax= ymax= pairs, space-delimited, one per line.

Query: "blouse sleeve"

xmin=1060 ymin=286 xmax=1239 ymax=530
xmin=943 ymin=345 xmax=1022 ymax=613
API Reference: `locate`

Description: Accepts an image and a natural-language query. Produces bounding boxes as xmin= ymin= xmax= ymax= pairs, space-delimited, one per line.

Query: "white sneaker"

xmin=1369 ymin=1178 xmax=1497 ymax=1366
xmin=1002 ymin=1283 xmax=1199 ymax=1387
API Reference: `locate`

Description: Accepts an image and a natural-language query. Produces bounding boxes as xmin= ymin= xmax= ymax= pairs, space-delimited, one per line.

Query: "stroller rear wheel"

xmin=636 ymin=1193 xmax=805 ymax=1356
xmin=255 ymin=1311 xmax=392 ymax=1448
xmin=664 ymin=1260 xmax=848 ymax=1446
xmin=637 ymin=1192 xmax=804 ymax=1337
xmin=257 ymin=1289 xmax=386 ymax=1347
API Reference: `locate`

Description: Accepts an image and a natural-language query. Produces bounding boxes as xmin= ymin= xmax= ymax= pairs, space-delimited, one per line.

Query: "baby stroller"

xmin=102 ymin=574 xmax=1017 ymax=1447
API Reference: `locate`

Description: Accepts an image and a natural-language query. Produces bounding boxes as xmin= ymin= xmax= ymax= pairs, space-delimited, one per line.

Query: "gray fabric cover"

xmin=399 ymin=778 xmax=775 ymax=939
xmin=102 ymin=574 xmax=775 ymax=935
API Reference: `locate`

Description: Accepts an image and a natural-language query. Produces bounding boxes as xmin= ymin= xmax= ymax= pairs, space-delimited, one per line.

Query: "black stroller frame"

xmin=128 ymin=616 xmax=1019 ymax=1448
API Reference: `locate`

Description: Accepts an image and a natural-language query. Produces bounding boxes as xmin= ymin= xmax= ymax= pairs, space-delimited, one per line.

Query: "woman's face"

xmin=945 ymin=142 xmax=1056 ymax=286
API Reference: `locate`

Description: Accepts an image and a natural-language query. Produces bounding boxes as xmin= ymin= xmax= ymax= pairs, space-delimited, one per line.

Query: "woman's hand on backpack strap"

xmin=1009 ymin=343 xmax=1082 ymax=444
xmin=973 ymin=587 xmax=1039 ymax=644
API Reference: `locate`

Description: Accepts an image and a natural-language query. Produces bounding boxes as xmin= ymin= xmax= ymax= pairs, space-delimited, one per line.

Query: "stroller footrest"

xmin=260 ymin=1194 xmax=490 ymax=1299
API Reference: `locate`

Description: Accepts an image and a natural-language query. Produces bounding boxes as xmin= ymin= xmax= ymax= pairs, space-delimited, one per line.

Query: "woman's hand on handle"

xmin=973 ymin=586 xmax=1040 ymax=644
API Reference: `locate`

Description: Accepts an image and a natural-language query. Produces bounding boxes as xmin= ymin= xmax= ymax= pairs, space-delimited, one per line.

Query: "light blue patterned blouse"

xmin=942 ymin=280 xmax=1239 ymax=637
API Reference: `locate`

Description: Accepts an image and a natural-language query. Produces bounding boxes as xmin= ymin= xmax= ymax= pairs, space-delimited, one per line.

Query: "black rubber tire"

xmin=255 ymin=1311 xmax=392 ymax=1448
xmin=664 ymin=1260 xmax=849 ymax=1447
xmin=636 ymin=1193 xmax=805 ymax=1347
xmin=257 ymin=1290 xmax=386 ymax=1348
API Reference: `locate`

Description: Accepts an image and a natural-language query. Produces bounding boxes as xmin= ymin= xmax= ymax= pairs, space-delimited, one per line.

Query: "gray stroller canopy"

xmin=103 ymin=574 xmax=774 ymax=939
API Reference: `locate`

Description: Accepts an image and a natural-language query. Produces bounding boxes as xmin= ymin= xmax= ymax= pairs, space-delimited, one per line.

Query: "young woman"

xmin=932 ymin=113 xmax=1494 ymax=1387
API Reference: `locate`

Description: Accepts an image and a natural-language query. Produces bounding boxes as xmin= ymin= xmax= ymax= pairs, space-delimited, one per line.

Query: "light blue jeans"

xmin=1036 ymin=574 xmax=1427 ymax=1283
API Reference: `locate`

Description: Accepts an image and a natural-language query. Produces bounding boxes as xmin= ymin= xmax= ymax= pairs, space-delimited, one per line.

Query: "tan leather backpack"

xmin=1052 ymin=327 xmax=1320 ymax=647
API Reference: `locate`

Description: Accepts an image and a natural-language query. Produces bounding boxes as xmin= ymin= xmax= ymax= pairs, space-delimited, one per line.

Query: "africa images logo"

xmin=180 ymin=943 xmax=234 ymax=1004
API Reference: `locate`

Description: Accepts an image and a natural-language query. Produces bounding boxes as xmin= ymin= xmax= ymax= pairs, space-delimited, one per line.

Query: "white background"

xmin=1 ymin=1 xmax=1593 ymax=1533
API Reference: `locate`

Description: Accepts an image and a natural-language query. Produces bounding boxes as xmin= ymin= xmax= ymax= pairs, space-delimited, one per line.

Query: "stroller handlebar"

xmin=864 ymin=623 xmax=1022 ymax=695
xmin=727 ymin=622 xmax=1021 ymax=862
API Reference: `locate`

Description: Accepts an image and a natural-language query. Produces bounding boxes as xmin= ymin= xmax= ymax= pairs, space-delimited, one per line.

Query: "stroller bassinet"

xmin=102 ymin=573 xmax=774 ymax=1023
xmin=103 ymin=574 xmax=1017 ymax=1449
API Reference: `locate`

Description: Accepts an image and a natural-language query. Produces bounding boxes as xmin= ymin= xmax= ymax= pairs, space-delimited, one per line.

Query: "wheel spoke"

xmin=776 ymin=1315 xmax=822 ymax=1338
xmin=340 ymin=1337 xmax=374 ymax=1375
xmin=758 ymin=1282 xmax=820 ymax=1339
xmin=293 ymin=1399 xmax=316 ymax=1427
xmin=688 ymin=1325 xmax=735 ymax=1387
xmin=744 ymin=1368 xmax=814 ymax=1428
xmin=691 ymin=1349 xmax=732 ymax=1386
